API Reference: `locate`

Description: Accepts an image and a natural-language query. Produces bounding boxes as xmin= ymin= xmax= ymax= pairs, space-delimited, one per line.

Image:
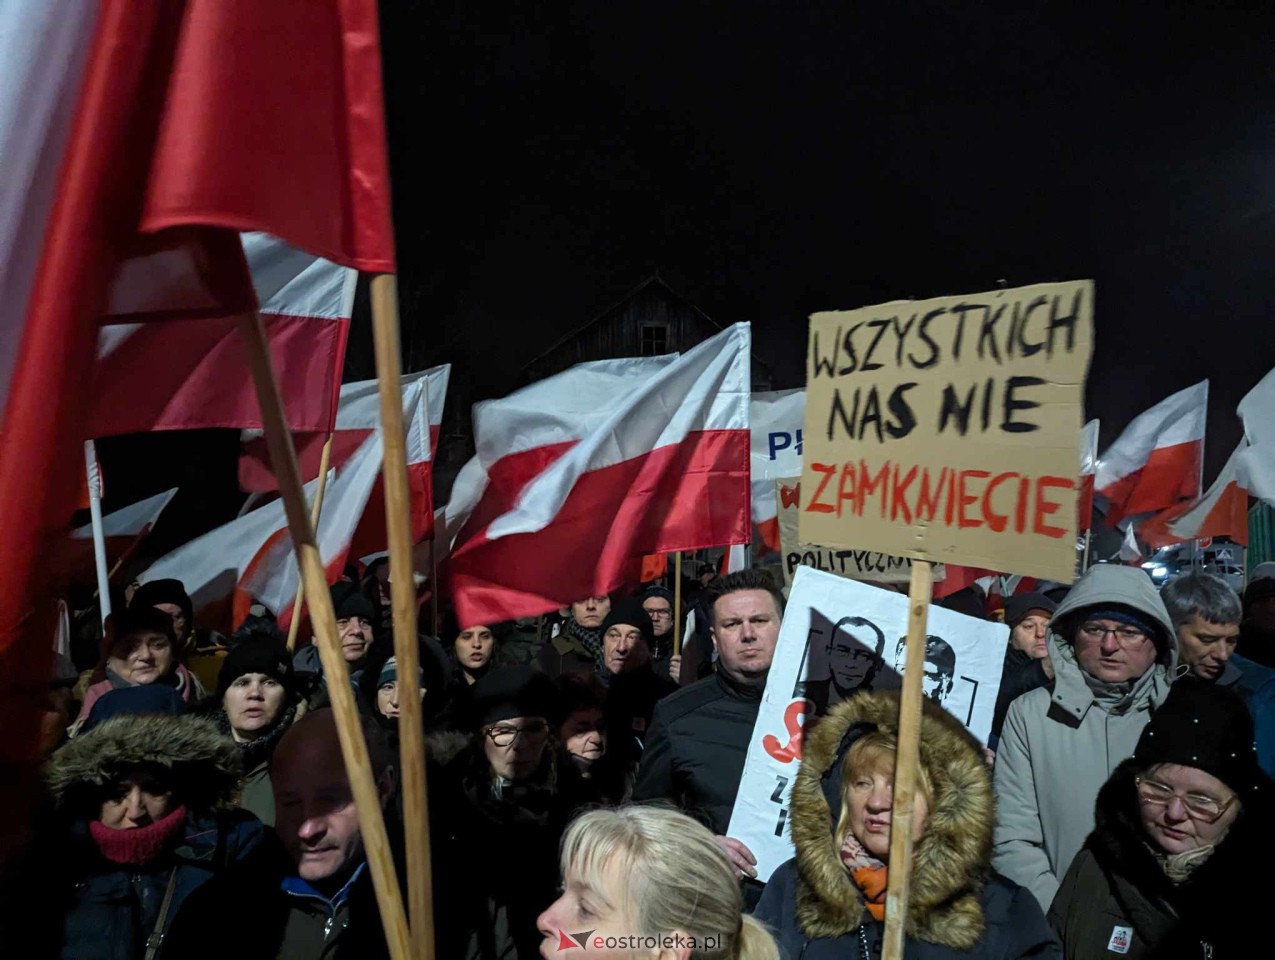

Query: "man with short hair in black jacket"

xmin=631 ymin=569 xmax=783 ymax=907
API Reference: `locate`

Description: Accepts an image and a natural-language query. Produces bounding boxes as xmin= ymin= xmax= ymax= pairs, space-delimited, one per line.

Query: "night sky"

xmin=100 ymin=1 xmax=1275 ymax=554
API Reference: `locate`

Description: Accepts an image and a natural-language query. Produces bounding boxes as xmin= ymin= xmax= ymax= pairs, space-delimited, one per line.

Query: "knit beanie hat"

xmin=1134 ymin=680 xmax=1269 ymax=800
xmin=1004 ymin=593 xmax=1058 ymax=630
xmin=641 ymin=585 xmax=674 ymax=606
xmin=471 ymin=666 xmax=557 ymax=729
xmin=600 ymin=598 xmax=656 ymax=649
xmin=130 ymin=579 xmax=194 ymax=632
xmin=331 ymin=581 xmax=376 ymax=621
xmin=103 ymin=605 xmax=177 ymax=661
xmin=215 ymin=639 xmax=295 ymax=700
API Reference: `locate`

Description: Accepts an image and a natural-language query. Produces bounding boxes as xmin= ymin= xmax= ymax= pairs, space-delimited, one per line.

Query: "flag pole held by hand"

xmin=370 ymin=274 xmax=435 ymax=960
xmin=882 ymin=559 xmax=933 ymax=960
xmin=238 ymin=311 xmax=412 ymax=960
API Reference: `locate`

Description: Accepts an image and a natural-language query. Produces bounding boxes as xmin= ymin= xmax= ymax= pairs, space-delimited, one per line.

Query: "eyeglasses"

xmin=1078 ymin=622 xmax=1149 ymax=647
xmin=484 ymin=721 xmax=550 ymax=747
xmin=645 ymin=609 xmax=672 ymax=620
xmin=1135 ymin=776 xmax=1236 ymax=822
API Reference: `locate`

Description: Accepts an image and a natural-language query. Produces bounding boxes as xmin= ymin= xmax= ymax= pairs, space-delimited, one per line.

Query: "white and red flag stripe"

xmin=1095 ymin=381 xmax=1207 ymax=523
xmin=1142 ymin=440 xmax=1275 ymax=548
xmin=52 ymin=487 xmax=179 ymax=584
xmin=139 ymin=433 xmax=383 ymax=630
xmin=90 ymin=233 xmax=355 ymax=436
xmin=750 ymin=388 xmax=805 ymax=555
xmin=239 ymin=365 xmax=450 ymax=552
xmin=446 ymin=324 xmax=752 ymax=624
xmin=0 ymin=0 xmax=394 ymax=762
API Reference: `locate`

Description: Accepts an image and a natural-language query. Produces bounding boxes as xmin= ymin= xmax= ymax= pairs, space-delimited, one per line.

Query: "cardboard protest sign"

xmin=799 ymin=282 xmax=1093 ymax=583
xmin=775 ymin=477 xmax=945 ymax=586
xmin=726 ymin=566 xmax=1008 ymax=882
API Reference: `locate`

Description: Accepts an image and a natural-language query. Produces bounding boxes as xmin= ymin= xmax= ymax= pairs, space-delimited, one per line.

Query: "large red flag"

xmin=446 ymin=326 xmax=752 ymax=625
xmin=0 ymin=0 xmax=393 ymax=772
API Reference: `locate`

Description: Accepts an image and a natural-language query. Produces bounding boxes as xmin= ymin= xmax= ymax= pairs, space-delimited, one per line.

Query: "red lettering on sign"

xmin=806 ymin=464 xmax=836 ymax=514
xmin=1033 ymin=475 xmax=1073 ymax=538
xmin=762 ymin=699 xmax=810 ymax=764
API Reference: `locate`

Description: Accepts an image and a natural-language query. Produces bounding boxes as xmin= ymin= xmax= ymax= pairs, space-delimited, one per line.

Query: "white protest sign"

xmin=726 ymin=566 xmax=1008 ymax=882
xmin=751 ymin=390 xmax=806 ymax=549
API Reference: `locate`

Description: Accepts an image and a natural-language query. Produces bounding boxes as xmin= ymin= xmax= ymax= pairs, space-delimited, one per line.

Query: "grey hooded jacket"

xmin=992 ymin=565 xmax=1178 ymax=912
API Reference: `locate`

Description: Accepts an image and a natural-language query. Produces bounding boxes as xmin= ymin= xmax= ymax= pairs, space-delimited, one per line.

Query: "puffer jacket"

xmin=754 ymin=692 xmax=1058 ymax=960
xmin=993 ymin=565 xmax=1178 ymax=911
xmin=1049 ymin=759 xmax=1272 ymax=959
xmin=1 ymin=714 xmax=264 ymax=960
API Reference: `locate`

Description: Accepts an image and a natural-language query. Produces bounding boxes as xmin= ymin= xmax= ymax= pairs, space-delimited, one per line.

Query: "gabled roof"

xmin=520 ymin=274 xmax=771 ymax=379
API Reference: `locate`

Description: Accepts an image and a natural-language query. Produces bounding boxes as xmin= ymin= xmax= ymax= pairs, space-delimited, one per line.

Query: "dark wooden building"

xmin=431 ymin=275 xmax=771 ymax=499
xmin=520 ymin=275 xmax=773 ymax=388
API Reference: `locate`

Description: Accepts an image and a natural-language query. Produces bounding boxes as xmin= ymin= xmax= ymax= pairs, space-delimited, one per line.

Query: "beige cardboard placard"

xmin=798 ymin=281 xmax=1093 ymax=583
xmin=776 ymin=478 xmax=944 ymax=586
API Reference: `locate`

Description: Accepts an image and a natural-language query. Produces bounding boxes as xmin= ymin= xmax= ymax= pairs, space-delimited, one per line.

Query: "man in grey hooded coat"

xmin=993 ymin=564 xmax=1177 ymax=912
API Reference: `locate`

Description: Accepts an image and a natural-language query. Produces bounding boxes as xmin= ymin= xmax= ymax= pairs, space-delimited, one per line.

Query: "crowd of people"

xmin=5 ymin=556 xmax=1274 ymax=959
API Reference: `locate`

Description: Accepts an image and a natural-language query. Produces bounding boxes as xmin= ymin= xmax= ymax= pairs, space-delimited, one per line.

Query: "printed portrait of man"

xmin=892 ymin=634 xmax=957 ymax=705
xmin=803 ymin=615 xmax=885 ymax=714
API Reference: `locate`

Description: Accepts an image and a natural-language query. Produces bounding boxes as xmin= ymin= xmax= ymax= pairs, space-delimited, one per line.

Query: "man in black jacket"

xmin=631 ymin=569 xmax=782 ymax=903
xmin=990 ymin=592 xmax=1056 ymax=750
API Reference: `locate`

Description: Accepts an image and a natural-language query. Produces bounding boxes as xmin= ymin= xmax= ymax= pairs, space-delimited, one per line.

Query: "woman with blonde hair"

xmin=754 ymin=691 xmax=1058 ymax=959
xmin=538 ymin=805 xmax=779 ymax=960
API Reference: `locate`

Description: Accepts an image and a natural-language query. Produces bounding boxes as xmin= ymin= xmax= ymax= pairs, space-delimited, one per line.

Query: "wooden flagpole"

xmin=882 ymin=559 xmax=934 ymax=960
xmin=672 ymin=551 xmax=683 ymax=657
xmin=370 ymin=274 xmax=435 ymax=960
xmin=286 ymin=434 xmax=335 ymax=652
xmin=238 ymin=311 xmax=411 ymax=960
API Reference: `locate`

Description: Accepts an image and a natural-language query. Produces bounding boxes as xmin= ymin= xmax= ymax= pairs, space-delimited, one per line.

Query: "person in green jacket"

xmin=993 ymin=564 xmax=1178 ymax=912
xmin=207 ymin=639 xmax=299 ymax=826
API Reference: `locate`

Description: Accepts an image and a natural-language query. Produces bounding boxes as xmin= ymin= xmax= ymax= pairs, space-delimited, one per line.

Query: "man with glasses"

xmin=641 ymin=585 xmax=679 ymax=680
xmin=993 ymin=564 xmax=1178 ymax=911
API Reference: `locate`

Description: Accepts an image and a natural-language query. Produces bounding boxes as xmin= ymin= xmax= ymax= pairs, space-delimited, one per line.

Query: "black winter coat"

xmin=430 ymin=745 xmax=578 ymax=960
xmin=161 ymin=838 xmax=391 ymax=960
xmin=991 ymin=648 xmax=1051 ymax=747
xmin=1048 ymin=759 xmax=1272 ymax=960
xmin=630 ymin=671 xmax=762 ymax=835
xmin=600 ymin=663 xmax=677 ymax=774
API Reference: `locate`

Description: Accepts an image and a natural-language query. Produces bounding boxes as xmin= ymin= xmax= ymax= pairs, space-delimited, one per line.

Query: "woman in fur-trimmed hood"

xmin=754 ymin=691 xmax=1060 ymax=960
xmin=0 ymin=708 xmax=263 ymax=960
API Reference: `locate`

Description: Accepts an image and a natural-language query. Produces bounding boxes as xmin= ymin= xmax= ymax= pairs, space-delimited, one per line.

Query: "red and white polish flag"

xmin=0 ymin=0 xmax=394 ymax=761
xmin=52 ymin=488 xmax=179 ymax=583
xmin=445 ymin=324 xmax=752 ymax=625
xmin=1095 ymin=381 xmax=1207 ymax=523
xmin=238 ymin=365 xmax=451 ymax=551
xmin=139 ymin=432 xmax=385 ymax=629
xmin=750 ymin=388 xmax=805 ymax=555
xmin=90 ymin=233 xmax=356 ymax=436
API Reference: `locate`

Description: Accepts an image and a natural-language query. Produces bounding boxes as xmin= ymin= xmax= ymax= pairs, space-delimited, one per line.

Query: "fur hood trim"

xmin=789 ymin=691 xmax=994 ymax=949
xmin=45 ymin=714 xmax=241 ymax=815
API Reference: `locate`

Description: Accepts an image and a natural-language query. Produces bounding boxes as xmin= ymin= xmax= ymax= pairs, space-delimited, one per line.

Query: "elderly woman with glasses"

xmin=1049 ymin=680 xmax=1272 ymax=959
xmin=431 ymin=665 xmax=578 ymax=960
